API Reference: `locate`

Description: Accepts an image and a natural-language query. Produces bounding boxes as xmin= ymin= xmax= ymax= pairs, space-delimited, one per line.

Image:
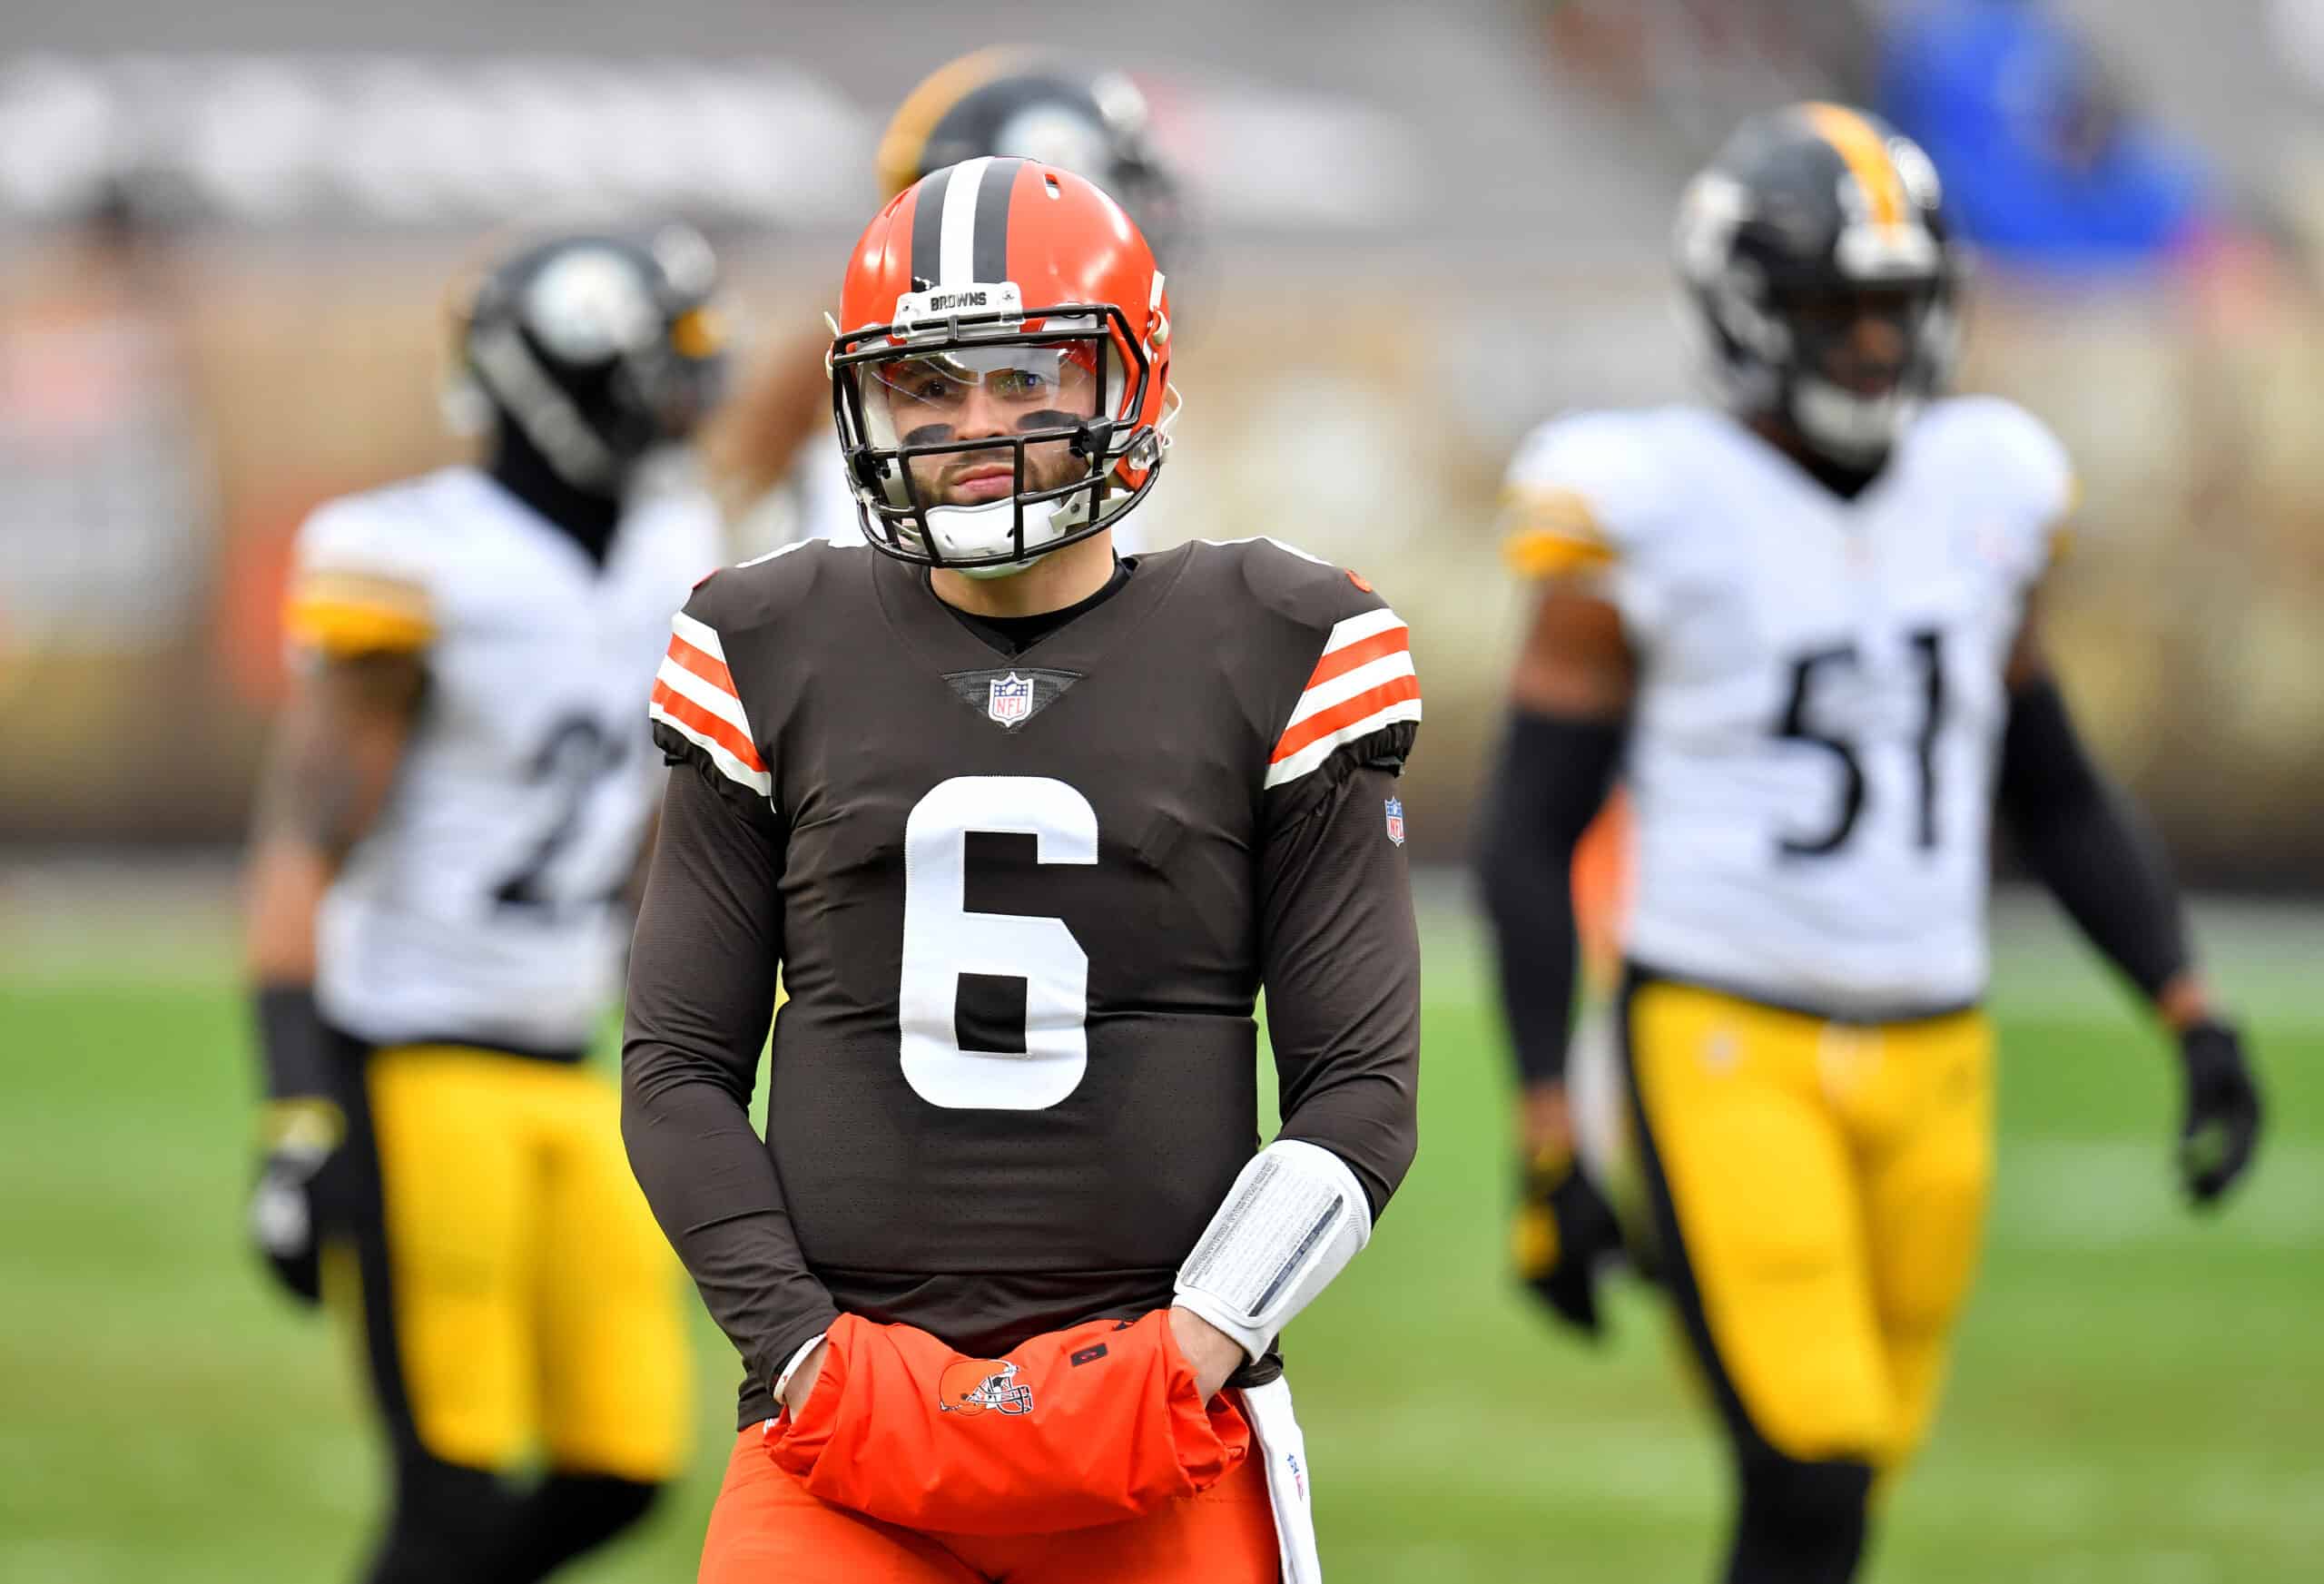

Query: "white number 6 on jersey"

xmin=900 ymin=775 xmax=1097 ymax=1109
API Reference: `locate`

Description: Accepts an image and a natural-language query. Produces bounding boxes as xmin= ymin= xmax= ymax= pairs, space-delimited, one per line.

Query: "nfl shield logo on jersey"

xmin=1384 ymin=796 xmax=1406 ymax=845
xmin=987 ymin=674 xmax=1034 ymax=727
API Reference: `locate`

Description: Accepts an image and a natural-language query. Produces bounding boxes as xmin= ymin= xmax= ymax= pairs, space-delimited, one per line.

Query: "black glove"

xmin=2177 ymin=1018 xmax=2261 ymax=1205
xmin=1512 ymin=1147 xmax=1625 ymax=1337
xmin=251 ymin=1097 xmax=357 ymax=1303
xmin=249 ymin=985 xmax=359 ymax=1304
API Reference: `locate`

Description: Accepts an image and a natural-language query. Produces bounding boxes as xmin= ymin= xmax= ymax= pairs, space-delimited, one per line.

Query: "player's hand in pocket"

xmin=778 ymin=1334 xmax=832 ymax=1418
xmin=1167 ymin=1304 xmax=1246 ymax=1400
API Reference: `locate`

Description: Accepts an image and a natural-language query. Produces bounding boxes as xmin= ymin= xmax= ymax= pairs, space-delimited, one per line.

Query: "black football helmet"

xmin=877 ymin=50 xmax=1187 ymax=271
xmin=1675 ymin=103 xmax=1962 ymax=467
xmin=451 ymin=225 xmax=728 ymax=492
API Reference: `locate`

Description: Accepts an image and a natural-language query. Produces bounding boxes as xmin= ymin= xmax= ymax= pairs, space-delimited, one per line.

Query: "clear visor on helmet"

xmin=852 ymin=331 xmax=1129 ymax=541
xmin=831 ymin=304 xmax=1162 ymax=573
xmin=862 ymin=339 xmax=1110 ymax=453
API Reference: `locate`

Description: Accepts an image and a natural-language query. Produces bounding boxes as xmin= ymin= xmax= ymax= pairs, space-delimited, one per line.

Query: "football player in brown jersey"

xmin=624 ymin=162 xmax=1421 ymax=1583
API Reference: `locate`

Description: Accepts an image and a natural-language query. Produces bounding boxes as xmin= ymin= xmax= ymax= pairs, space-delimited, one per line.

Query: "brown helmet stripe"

xmin=909 ymin=162 xmax=953 ymax=289
xmin=971 ymin=156 xmax=1022 ymax=282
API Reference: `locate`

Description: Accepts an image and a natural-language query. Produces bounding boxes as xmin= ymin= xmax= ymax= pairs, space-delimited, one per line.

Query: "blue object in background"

xmin=1880 ymin=1 xmax=2216 ymax=269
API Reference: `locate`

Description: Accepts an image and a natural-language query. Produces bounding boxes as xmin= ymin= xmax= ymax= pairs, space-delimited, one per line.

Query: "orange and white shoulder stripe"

xmin=650 ymin=611 xmax=772 ymax=799
xmin=1265 ymin=607 xmax=1421 ymax=789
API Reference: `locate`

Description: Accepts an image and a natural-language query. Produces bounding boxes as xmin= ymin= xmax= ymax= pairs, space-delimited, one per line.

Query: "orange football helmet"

xmin=937 ymin=1356 xmax=1035 ymax=1417
xmin=830 ymin=158 xmax=1177 ymax=574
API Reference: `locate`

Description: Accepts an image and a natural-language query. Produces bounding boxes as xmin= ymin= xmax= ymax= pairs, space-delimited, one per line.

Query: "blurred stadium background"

xmin=3 ymin=1 xmax=2319 ymax=1579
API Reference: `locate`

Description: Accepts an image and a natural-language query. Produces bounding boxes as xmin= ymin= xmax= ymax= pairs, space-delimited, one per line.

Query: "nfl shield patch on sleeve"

xmin=1384 ymin=796 xmax=1405 ymax=845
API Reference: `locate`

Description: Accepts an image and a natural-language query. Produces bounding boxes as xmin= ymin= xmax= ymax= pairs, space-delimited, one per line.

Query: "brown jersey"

xmin=623 ymin=536 xmax=1422 ymax=1426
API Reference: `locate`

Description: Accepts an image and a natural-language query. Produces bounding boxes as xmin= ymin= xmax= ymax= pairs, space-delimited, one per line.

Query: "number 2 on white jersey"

xmin=899 ymin=775 xmax=1097 ymax=1110
xmin=492 ymin=713 xmax=629 ymax=916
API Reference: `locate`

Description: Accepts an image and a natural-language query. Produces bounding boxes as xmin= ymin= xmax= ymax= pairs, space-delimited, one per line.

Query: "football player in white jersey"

xmin=242 ymin=228 xmax=728 ymax=1583
xmin=1476 ymin=104 xmax=2263 ymax=1583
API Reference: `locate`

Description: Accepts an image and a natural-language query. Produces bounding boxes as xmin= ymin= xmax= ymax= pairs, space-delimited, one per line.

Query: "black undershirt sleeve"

xmin=1996 ymin=674 xmax=2191 ymax=1001
xmin=1474 ymin=709 xmax=1626 ymax=1087
xmin=621 ymin=759 xmax=839 ymax=1393
xmin=1260 ymin=763 xmax=1423 ymax=1223
xmin=252 ymin=982 xmax=340 ymax=1099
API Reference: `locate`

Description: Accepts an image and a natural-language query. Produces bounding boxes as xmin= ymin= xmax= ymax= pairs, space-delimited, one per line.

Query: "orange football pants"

xmin=700 ymin=1422 xmax=1278 ymax=1583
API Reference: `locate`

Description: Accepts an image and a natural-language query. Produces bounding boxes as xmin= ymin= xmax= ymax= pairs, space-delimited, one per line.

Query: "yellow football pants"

xmin=1622 ymin=975 xmax=1993 ymax=1471
xmin=325 ymin=1045 xmax=691 ymax=1481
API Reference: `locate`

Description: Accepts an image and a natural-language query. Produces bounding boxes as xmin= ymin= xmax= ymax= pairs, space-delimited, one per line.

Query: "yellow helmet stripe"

xmin=1802 ymin=102 xmax=1905 ymax=227
xmin=875 ymin=47 xmax=1027 ymax=202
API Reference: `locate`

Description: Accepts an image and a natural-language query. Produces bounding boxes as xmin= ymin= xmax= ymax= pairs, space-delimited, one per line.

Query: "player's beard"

xmin=908 ymin=437 xmax=1085 ymax=507
xmin=907 ymin=438 xmax=1098 ymax=579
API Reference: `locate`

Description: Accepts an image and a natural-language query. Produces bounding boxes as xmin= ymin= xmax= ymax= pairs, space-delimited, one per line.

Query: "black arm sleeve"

xmin=1996 ymin=674 xmax=2191 ymax=1001
xmin=1474 ymin=709 xmax=1625 ymax=1086
xmin=252 ymin=982 xmax=340 ymax=1100
xmin=1260 ymin=764 xmax=1423 ymax=1223
xmin=621 ymin=759 xmax=839 ymax=1391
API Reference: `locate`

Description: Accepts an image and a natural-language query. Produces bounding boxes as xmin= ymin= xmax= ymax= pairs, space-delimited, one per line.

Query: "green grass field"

xmin=3 ymin=898 xmax=2319 ymax=1583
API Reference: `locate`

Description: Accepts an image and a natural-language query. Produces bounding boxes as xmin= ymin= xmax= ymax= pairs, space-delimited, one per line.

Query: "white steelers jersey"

xmin=287 ymin=466 xmax=722 ymax=1052
xmin=1502 ymin=398 xmax=2074 ymax=1013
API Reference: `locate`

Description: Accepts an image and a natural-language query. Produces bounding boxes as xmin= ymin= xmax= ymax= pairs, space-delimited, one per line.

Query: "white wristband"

xmin=1173 ymin=1139 xmax=1373 ymax=1363
xmin=772 ymin=1330 xmax=828 ymax=1403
